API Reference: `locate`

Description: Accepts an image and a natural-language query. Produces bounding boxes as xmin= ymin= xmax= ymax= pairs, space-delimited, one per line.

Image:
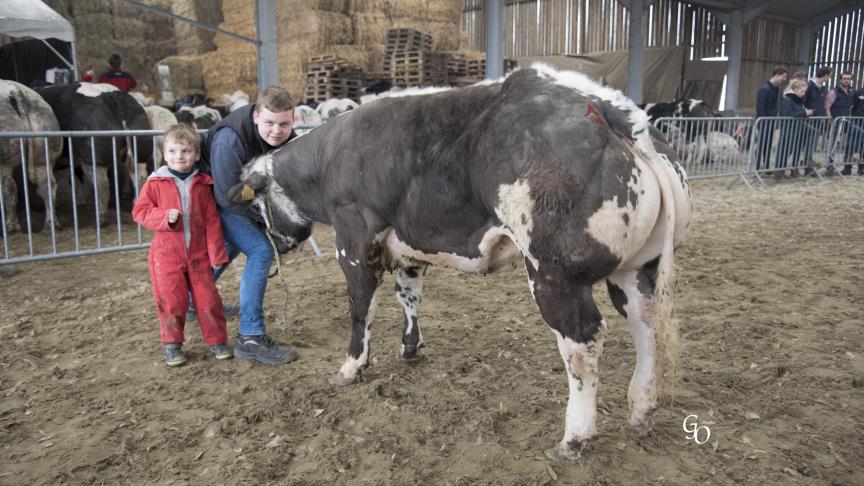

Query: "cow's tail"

xmin=638 ymin=138 xmax=683 ymax=403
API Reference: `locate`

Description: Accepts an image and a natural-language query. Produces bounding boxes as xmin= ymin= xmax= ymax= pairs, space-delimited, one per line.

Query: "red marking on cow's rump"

xmin=584 ymin=104 xmax=606 ymax=125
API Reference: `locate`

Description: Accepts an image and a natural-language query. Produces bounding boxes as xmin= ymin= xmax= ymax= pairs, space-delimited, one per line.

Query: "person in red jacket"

xmin=98 ymin=53 xmax=137 ymax=92
xmin=132 ymin=124 xmax=231 ymax=366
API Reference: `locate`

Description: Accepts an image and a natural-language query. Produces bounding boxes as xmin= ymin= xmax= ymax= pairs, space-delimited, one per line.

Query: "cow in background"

xmin=35 ymin=83 xmax=154 ymax=222
xmin=0 ymin=80 xmax=62 ymax=233
xmin=643 ymin=99 xmax=741 ymax=166
xmin=175 ymin=105 xmax=222 ymax=129
xmin=292 ymin=105 xmax=323 ymax=136
xmin=233 ymin=65 xmax=691 ymax=460
xmin=315 ymin=98 xmax=358 ymax=122
xmin=144 ymin=105 xmax=179 ymax=169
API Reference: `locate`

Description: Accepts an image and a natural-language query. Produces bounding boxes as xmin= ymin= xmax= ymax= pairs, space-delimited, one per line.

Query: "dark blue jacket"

xmin=853 ymin=88 xmax=864 ymax=117
xmin=779 ymin=93 xmax=806 ymax=118
xmin=756 ymin=81 xmax=781 ymax=118
xmin=830 ymin=85 xmax=854 ymax=118
xmin=804 ymin=80 xmax=827 ymax=116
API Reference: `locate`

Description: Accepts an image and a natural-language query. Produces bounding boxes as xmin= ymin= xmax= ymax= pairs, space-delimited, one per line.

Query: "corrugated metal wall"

xmin=463 ymin=2 xmax=863 ymax=109
xmin=811 ymin=9 xmax=864 ymax=87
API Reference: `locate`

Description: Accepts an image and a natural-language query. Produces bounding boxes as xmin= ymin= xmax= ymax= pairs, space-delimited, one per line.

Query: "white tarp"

xmin=0 ymin=0 xmax=74 ymax=42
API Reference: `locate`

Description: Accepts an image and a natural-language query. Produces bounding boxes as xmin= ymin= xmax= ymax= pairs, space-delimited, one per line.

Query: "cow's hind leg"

xmin=606 ymin=258 xmax=660 ymax=438
xmin=527 ymin=261 xmax=606 ymax=461
xmin=329 ymin=230 xmax=385 ymax=386
xmin=395 ymin=266 xmax=425 ymax=362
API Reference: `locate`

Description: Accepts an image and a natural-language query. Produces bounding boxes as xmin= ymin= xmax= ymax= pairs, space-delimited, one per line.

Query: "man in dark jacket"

xmin=847 ymin=83 xmax=864 ymax=175
xmin=755 ymin=66 xmax=788 ymax=170
xmin=825 ymin=72 xmax=861 ymax=175
xmin=199 ymin=86 xmax=300 ymax=365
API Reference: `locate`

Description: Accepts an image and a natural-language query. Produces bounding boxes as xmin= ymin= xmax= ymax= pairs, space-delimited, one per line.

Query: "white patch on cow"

xmin=644 ymin=103 xmax=656 ymax=112
xmin=687 ymin=99 xmax=702 ymax=113
xmin=76 ymin=82 xmax=119 ymax=97
xmin=362 ymin=85 xmax=453 ymax=104
xmin=340 ymin=249 xmax=347 ymax=257
xmin=586 ymin=155 xmax=662 ymax=263
xmin=383 ymin=226 xmax=521 ymax=274
xmin=530 ymin=63 xmax=650 ymax=143
xmin=494 ymin=179 xmax=538 ymax=269
xmin=349 ymin=260 xmax=357 ymax=267
xmin=337 ymin=286 xmax=382 ymax=380
xmin=551 ymin=322 xmax=606 ymax=444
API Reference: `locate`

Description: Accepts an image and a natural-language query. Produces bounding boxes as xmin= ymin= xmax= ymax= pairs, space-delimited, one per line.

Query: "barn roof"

xmin=686 ymin=0 xmax=858 ymax=24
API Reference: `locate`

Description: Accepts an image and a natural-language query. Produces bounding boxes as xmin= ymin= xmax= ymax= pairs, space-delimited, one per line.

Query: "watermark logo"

xmin=683 ymin=415 xmax=711 ymax=444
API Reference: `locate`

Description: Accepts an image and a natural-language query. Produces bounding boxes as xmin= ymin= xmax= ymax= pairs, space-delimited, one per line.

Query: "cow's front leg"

xmin=396 ymin=266 xmax=425 ymax=362
xmin=80 ymin=164 xmax=110 ymax=224
xmin=527 ymin=261 xmax=606 ymax=460
xmin=0 ymin=166 xmax=21 ymax=233
xmin=329 ymin=233 xmax=385 ymax=386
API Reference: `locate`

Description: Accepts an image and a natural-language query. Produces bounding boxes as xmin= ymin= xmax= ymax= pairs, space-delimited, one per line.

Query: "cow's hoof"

xmin=400 ymin=345 xmax=425 ymax=363
xmin=624 ymin=411 xmax=655 ymax=439
xmin=545 ymin=441 xmax=589 ymax=461
xmin=328 ymin=372 xmax=357 ymax=387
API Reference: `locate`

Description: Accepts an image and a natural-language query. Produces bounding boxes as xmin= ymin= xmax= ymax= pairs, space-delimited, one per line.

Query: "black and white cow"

xmin=234 ymin=65 xmax=691 ymax=460
xmin=35 ymin=83 xmax=154 ymax=220
xmin=0 ymin=80 xmax=63 ymax=233
xmin=643 ymin=99 xmax=740 ymax=166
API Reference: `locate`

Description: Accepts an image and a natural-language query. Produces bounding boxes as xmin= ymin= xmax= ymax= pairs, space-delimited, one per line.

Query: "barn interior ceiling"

xmin=685 ymin=0 xmax=858 ymax=23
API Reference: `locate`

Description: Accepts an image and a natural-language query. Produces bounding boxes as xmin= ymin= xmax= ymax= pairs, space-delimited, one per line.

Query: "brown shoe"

xmin=825 ymin=166 xmax=838 ymax=177
xmin=788 ymin=169 xmax=800 ymax=178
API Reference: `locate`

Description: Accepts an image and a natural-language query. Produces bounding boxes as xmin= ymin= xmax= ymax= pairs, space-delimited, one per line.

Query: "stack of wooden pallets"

xmin=382 ymin=28 xmax=446 ymax=88
xmin=449 ymin=55 xmax=519 ymax=87
xmin=303 ymin=55 xmax=363 ymax=102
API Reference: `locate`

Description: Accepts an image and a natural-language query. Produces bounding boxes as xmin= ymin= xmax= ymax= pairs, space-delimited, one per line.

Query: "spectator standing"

xmin=847 ymin=83 xmax=864 ymax=175
xmin=776 ymin=79 xmax=814 ymax=179
xmin=825 ymin=72 xmax=859 ymax=175
xmin=755 ymin=66 xmax=788 ymax=171
xmin=198 ymin=86 xmax=300 ymax=365
xmin=98 ymin=53 xmax=137 ymax=92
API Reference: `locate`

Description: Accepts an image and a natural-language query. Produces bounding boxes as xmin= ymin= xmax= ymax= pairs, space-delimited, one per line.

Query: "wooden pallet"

xmin=303 ymin=55 xmax=363 ymax=103
xmin=385 ymin=28 xmax=433 ymax=53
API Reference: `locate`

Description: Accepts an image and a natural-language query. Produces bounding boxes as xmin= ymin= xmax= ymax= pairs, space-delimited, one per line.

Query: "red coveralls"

xmin=132 ymin=172 xmax=230 ymax=346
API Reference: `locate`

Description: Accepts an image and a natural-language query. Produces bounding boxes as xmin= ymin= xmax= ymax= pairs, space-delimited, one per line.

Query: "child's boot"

xmin=164 ymin=343 xmax=187 ymax=367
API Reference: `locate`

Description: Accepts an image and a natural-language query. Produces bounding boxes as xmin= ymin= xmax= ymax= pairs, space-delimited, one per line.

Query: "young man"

xmin=825 ymin=72 xmax=859 ymax=175
xmin=755 ymin=66 xmax=788 ymax=171
xmin=199 ymin=86 xmax=299 ymax=365
xmin=98 ymin=54 xmax=137 ymax=92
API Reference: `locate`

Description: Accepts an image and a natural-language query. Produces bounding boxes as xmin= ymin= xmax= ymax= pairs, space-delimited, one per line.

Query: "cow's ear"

xmin=225 ymin=172 xmax=268 ymax=204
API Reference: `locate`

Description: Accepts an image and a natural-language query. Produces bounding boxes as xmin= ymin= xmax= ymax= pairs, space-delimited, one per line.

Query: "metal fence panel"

xmin=655 ymin=116 xmax=752 ymax=181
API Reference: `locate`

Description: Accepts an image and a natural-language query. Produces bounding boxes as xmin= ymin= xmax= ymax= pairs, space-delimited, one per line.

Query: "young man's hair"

xmin=790 ymin=71 xmax=807 ymax=81
xmin=772 ymin=66 xmax=789 ymax=77
xmin=788 ymin=79 xmax=807 ymax=92
xmin=815 ymin=66 xmax=833 ymax=78
xmin=840 ymin=71 xmax=853 ymax=79
xmin=255 ymin=86 xmax=295 ymax=113
xmin=164 ymin=124 xmax=200 ymax=152
xmin=108 ymin=53 xmax=122 ymax=69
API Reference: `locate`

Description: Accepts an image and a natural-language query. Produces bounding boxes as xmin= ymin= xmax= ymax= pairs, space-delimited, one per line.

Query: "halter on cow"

xmin=232 ymin=64 xmax=692 ymax=460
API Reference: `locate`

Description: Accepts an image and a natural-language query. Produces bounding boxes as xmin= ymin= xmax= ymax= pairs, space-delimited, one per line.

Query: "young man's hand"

xmin=167 ymin=208 xmax=180 ymax=224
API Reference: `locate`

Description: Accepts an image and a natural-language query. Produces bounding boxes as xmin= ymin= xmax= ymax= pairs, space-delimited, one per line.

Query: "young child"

xmin=132 ymin=124 xmax=232 ymax=366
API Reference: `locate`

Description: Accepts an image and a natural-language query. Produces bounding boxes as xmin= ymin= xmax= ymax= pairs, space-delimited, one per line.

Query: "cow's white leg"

xmin=607 ymin=262 xmax=659 ymax=437
xmin=395 ymin=266 xmax=425 ymax=362
xmin=329 ymin=229 xmax=385 ymax=386
xmin=80 ymin=164 xmax=110 ymax=223
xmin=526 ymin=260 xmax=606 ymax=460
xmin=31 ymin=164 xmax=59 ymax=230
xmin=0 ymin=166 xmax=21 ymax=233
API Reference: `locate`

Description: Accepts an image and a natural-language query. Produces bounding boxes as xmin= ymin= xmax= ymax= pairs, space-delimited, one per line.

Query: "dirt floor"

xmin=1 ymin=176 xmax=863 ymax=486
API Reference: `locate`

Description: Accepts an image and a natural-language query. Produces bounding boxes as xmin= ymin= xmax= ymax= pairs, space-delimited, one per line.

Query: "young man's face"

xmin=839 ymin=74 xmax=852 ymax=88
xmin=164 ymin=138 xmax=199 ymax=172
xmin=772 ymin=72 xmax=788 ymax=86
xmin=253 ymin=107 xmax=295 ymax=147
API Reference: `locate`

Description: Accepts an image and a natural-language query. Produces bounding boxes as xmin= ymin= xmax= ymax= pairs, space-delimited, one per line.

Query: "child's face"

xmin=164 ymin=138 xmax=199 ymax=173
xmin=794 ymin=86 xmax=806 ymax=97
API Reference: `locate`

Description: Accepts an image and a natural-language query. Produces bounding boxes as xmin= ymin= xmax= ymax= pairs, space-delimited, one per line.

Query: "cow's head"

xmin=231 ymin=153 xmax=312 ymax=253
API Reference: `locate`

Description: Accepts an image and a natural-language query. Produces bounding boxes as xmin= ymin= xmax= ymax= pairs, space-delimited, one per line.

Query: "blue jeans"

xmin=216 ymin=208 xmax=274 ymax=336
